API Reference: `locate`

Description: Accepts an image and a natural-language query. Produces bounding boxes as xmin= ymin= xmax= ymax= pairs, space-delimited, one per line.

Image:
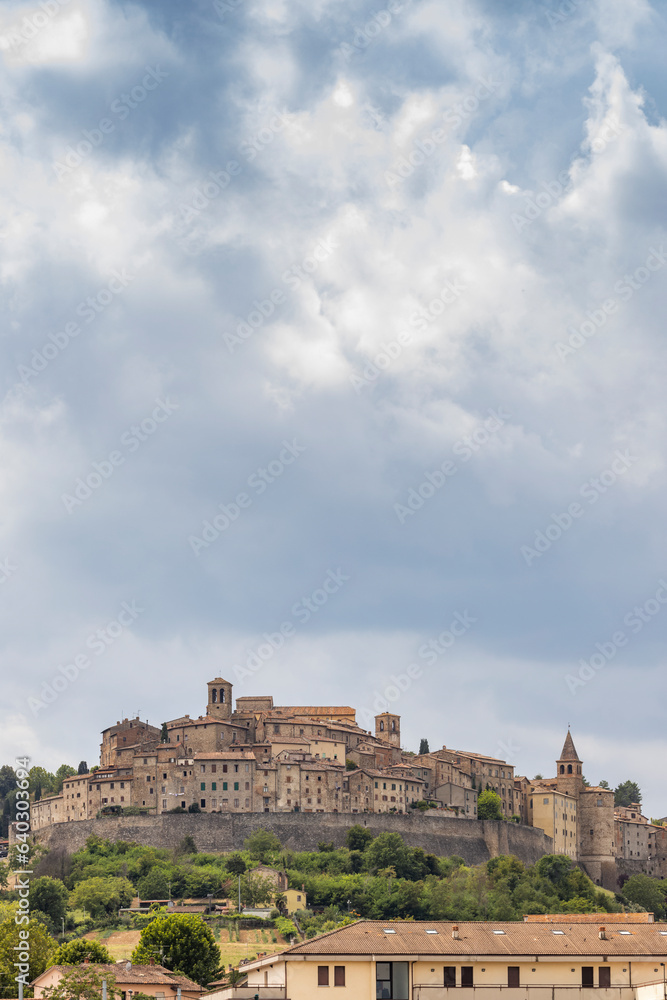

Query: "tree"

xmin=29 ymin=767 xmax=55 ymax=796
xmin=615 ymin=780 xmax=642 ymax=807
xmin=69 ymin=876 xmax=134 ymax=919
xmin=175 ymin=834 xmax=197 ymax=856
xmin=599 ymin=779 xmax=610 ymax=789
xmin=54 ymin=764 xmax=77 ymax=793
xmin=30 ymin=876 xmax=69 ymax=929
xmin=244 ymin=829 xmax=282 ymax=862
xmin=160 ymin=723 xmax=169 ymax=742
xmin=40 ymin=965 xmax=121 ymax=1000
xmin=533 ymin=774 xmax=543 ymax=780
xmin=77 ymin=761 xmax=88 ymax=775
xmin=131 ymin=914 xmax=220 ymax=986
xmin=534 ymin=854 xmax=573 ymax=887
xmin=365 ymin=832 xmax=410 ymax=876
xmin=419 ymin=739 xmax=430 ymax=755
xmin=51 ymin=939 xmax=113 ymax=964
xmin=225 ymin=853 xmax=246 ymax=876
xmin=187 ymin=802 xmax=201 ymax=813
xmin=477 ymin=789 xmax=503 ymax=820
xmin=240 ymin=872 xmax=275 ymax=907
xmin=346 ymin=825 xmax=373 ymax=852
xmin=0 ymin=918 xmax=55 ymax=997
xmin=582 ymin=776 xmax=591 ymax=787
xmin=137 ymin=867 xmax=171 ymax=901
xmin=0 ymin=766 xmax=16 ymax=798
xmin=622 ymin=874 xmax=665 ymax=918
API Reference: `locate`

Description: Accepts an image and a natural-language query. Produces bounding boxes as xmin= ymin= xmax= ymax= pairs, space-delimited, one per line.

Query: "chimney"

xmin=599 ymin=927 xmax=606 ymax=940
xmin=150 ymin=958 xmax=155 ymax=966
xmin=452 ymin=926 xmax=460 ymax=940
xmin=84 ymin=958 xmax=90 ymax=965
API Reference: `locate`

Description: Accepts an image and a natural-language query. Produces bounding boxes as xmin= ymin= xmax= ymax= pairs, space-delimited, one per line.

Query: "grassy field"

xmin=83 ymin=926 xmax=289 ymax=966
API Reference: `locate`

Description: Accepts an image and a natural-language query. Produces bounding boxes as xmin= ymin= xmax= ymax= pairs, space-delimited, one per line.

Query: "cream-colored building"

xmin=236 ymin=916 xmax=667 ymax=1000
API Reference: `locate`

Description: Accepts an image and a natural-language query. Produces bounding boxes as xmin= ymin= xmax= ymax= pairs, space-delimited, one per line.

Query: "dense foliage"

xmin=36 ymin=831 xmax=634 ymax=925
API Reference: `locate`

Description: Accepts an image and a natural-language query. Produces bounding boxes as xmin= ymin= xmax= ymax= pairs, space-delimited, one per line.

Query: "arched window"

xmin=379 ymin=721 xmax=384 ymax=731
xmin=211 ymin=689 xmax=218 ymax=703
xmin=567 ymin=764 xmax=573 ymax=774
xmin=391 ymin=720 xmax=396 ymax=731
xmin=560 ymin=765 xmax=565 ymax=774
xmin=221 ymin=688 xmax=226 ymax=703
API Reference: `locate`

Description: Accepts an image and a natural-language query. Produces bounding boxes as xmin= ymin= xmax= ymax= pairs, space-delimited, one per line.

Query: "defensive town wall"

xmin=28 ymin=812 xmax=554 ymax=864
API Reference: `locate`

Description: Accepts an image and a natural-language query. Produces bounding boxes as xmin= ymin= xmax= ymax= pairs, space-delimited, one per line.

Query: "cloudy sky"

xmin=2 ymin=0 xmax=667 ymax=813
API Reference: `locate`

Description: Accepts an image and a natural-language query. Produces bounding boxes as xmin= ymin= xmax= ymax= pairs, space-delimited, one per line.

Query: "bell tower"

xmin=207 ymin=677 xmax=233 ymax=720
xmin=375 ymin=712 xmax=401 ymax=747
xmin=556 ymin=728 xmax=583 ymax=797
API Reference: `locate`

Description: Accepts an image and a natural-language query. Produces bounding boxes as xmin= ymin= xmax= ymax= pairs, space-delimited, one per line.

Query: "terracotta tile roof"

xmin=244 ymin=920 xmax=667 ymax=961
xmin=193 ymin=750 xmax=256 ymax=759
xmin=32 ymin=965 xmax=204 ymax=991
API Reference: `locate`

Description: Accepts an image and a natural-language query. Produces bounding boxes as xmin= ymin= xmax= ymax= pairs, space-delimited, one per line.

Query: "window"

xmin=582 ymin=968 xmax=594 ymax=988
xmin=599 ymin=968 xmax=611 ymax=988
xmin=200 ymin=764 xmax=206 ymax=773
xmin=461 ymin=967 xmax=474 ymax=988
xmin=444 ymin=967 xmax=456 ymax=987
xmin=212 ymin=782 xmax=217 ymax=791
xmin=318 ymin=966 xmax=329 ymax=986
xmin=234 ymin=782 xmax=239 ymax=790
xmin=508 ymin=968 xmax=520 ymax=988
xmin=212 ymin=764 xmax=217 ymax=773
xmin=376 ymin=962 xmax=409 ymax=1000
xmin=223 ymin=764 xmax=228 ymax=773
xmin=200 ymin=799 xmax=206 ymax=808
xmin=223 ymin=782 xmax=228 ymax=790
xmin=201 ymin=782 xmax=206 ymax=791
xmin=334 ymin=967 xmax=345 ymax=987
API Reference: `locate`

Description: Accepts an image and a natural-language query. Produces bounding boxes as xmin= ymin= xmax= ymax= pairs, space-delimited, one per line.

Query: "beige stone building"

xmin=239 ymin=915 xmax=667 ymax=1000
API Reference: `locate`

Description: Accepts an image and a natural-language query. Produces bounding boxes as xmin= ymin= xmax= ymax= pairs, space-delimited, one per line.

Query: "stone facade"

xmin=27 ymin=678 xmax=653 ymax=888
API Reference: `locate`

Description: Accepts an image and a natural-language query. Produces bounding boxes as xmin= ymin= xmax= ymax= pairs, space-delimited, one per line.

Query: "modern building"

xmin=238 ymin=915 xmax=667 ymax=1000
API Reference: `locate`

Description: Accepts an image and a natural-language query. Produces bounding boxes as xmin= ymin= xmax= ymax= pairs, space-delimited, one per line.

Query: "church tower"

xmin=375 ymin=712 xmax=401 ymax=747
xmin=207 ymin=677 xmax=233 ymax=720
xmin=555 ymin=729 xmax=583 ymax=798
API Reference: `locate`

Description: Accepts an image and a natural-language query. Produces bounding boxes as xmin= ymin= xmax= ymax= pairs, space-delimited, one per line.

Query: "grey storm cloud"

xmin=1 ymin=0 xmax=667 ymax=811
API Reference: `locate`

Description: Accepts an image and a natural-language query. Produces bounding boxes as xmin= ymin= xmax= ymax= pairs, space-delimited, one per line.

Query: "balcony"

xmin=208 ymin=988 xmax=287 ymax=1000
xmin=412 ymin=988 xmax=667 ymax=1000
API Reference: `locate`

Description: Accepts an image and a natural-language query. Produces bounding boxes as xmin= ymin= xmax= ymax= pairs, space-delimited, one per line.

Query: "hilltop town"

xmin=30 ymin=679 xmax=664 ymax=887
